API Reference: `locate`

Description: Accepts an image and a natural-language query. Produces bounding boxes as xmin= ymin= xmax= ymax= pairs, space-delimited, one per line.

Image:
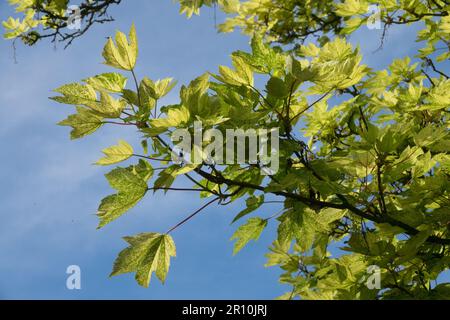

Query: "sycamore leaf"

xmin=122 ymin=88 xmax=140 ymax=107
xmin=231 ymin=217 xmax=267 ymax=255
xmin=172 ymin=164 xmax=198 ymax=176
xmin=398 ymin=229 xmax=432 ymax=258
xmin=52 ymin=83 xmax=125 ymax=118
xmin=154 ymin=78 xmax=177 ymax=99
xmin=139 ymin=77 xmax=157 ymax=99
xmin=51 ymin=83 xmax=97 ymax=105
xmin=232 ymin=195 xmax=265 ymax=224
xmin=217 ymin=65 xmax=244 ymax=86
xmin=58 ymin=106 xmax=103 ymax=140
xmin=97 ymin=165 xmax=150 ymax=228
xmin=102 ymin=24 xmax=138 ymax=71
xmin=138 ymin=77 xmax=177 ymax=107
xmin=149 ymin=106 xmax=190 ymax=129
xmin=95 ymin=91 xmax=126 ymax=117
xmin=341 ymin=17 xmax=365 ymax=34
xmin=84 ymin=73 xmax=128 ymax=93
xmin=111 ymin=233 xmax=176 ymax=287
xmin=153 ymin=166 xmax=178 ymax=192
xmin=335 ymin=0 xmax=369 ymax=17
xmin=265 ymin=240 xmax=292 ymax=267
xmin=277 ymin=208 xmax=316 ymax=252
xmin=2 ymin=9 xmax=38 ymax=39
xmin=219 ymin=0 xmax=240 ymax=13
xmin=132 ymin=159 xmax=154 ymax=181
xmin=96 ymin=140 xmax=134 ymax=166
xmin=178 ymin=0 xmax=203 ymax=17
xmin=266 ymin=77 xmax=289 ymax=98
xmin=233 ymin=34 xmax=285 ymax=75
xmin=299 ymin=42 xmax=320 ymax=57
xmin=216 ymin=56 xmax=254 ymax=86
xmin=232 ymin=56 xmax=254 ymax=86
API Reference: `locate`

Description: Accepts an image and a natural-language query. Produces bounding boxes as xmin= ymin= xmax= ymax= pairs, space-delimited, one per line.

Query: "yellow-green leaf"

xmin=111 ymin=233 xmax=176 ymax=287
xmin=96 ymin=140 xmax=134 ymax=166
xmin=231 ymin=217 xmax=267 ymax=255
xmin=102 ymin=24 xmax=138 ymax=71
xmin=85 ymin=73 xmax=128 ymax=93
xmin=58 ymin=106 xmax=103 ymax=140
xmin=97 ymin=165 xmax=150 ymax=228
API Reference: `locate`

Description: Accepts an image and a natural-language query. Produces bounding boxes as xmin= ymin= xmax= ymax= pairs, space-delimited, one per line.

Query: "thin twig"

xmin=166 ymin=197 xmax=220 ymax=234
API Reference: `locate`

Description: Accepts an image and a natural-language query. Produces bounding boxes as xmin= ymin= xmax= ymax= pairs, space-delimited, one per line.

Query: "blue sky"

xmin=0 ymin=0 xmax=447 ymax=299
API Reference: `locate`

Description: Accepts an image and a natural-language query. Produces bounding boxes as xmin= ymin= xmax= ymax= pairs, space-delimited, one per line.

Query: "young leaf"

xmin=84 ymin=73 xmax=128 ymax=93
xmin=52 ymin=83 xmax=125 ymax=118
xmin=398 ymin=229 xmax=432 ymax=258
xmin=231 ymin=195 xmax=265 ymax=224
xmin=231 ymin=217 xmax=267 ymax=255
xmin=97 ymin=166 xmax=149 ymax=228
xmin=335 ymin=0 xmax=369 ymax=17
xmin=51 ymin=83 xmax=97 ymax=105
xmin=277 ymin=208 xmax=316 ymax=252
xmin=58 ymin=106 xmax=103 ymax=140
xmin=111 ymin=233 xmax=176 ymax=287
xmin=102 ymin=24 xmax=138 ymax=71
xmin=150 ymin=106 xmax=190 ymax=129
xmin=95 ymin=91 xmax=126 ymax=117
xmin=266 ymin=77 xmax=289 ymax=98
xmin=96 ymin=140 xmax=134 ymax=166
xmin=154 ymin=78 xmax=177 ymax=99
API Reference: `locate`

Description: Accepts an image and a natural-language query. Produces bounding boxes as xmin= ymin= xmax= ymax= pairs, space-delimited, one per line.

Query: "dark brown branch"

xmin=26 ymin=0 xmax=122 ymax=47
xmin=425 ymin=58 xmax=449 ymax=79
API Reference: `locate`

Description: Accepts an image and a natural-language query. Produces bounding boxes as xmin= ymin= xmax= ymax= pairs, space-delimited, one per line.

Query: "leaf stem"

xmin=166 ymin=197 xmax=220 ymax=234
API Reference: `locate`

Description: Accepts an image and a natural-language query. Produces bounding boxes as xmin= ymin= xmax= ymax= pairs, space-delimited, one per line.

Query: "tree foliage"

xmin=4 ymin=0 xmax=450 ymax=299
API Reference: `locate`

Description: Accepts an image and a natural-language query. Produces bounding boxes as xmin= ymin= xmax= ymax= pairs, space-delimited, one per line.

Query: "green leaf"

xmin=341 ymin=17 xmax=365 ymax=34
xmin=149 ymin=106 xmax=190 ymax=129
xmin=217 ymin=65 xmax=244 ymax=86
xmin=231 ymin=195 xmax=264 ymax=224
xmin=266 ymin=77 xmax=289 ymax=98
xmin=122 ymin=89 xmax=140 ymax=106
xmin=52 ymin=83 xmax=97 ymax=105
xmin=152 ymin=166 xmax=178 ymax=192
xmin=111 ymin=233 xmax=176 ymax=287
xmin=84 ymin=73 xmax=128 ymax=93
xmin=233 ymin=34 xmax=285 ymax=75
xmin=398 ymin=229 xmax=432 ymax=258
xmin=52 ymin=83 xmax=125 ymax=118
xmin=265 ymin=240 xmax=292 ymax=267
xmin=95 ymin=91 xmax=126 ymax=117
xmin=102 ymin=24 xmax=138 ymax=71
xmin=363 ymin=123 xmax=380 ymax=145
xmin=96 ymin=140 xmax=134 ymax=166
xmin=97 ymin=165 xmax=150 ymax=228
xmin=219 ymin=0 xmax=240 ymax=13
xmin=154 ymin=78 xmax=177 ymax=99
xmin=335 ymin=0 xmax=369 ymax=17
xmin=217 ymin=56 xmax=254 ymax=86
xmin=277 ymin=208 xmax=316 ymax=252
xmin=414 ymin=126 xmax=448 ymax=148
xmin=58 ymin=106 xmax=103 ymax=140
xmin=132 ymin=159 xmax=155 ymax=181
xmin=232 ymin=56 xmax=254 ymax=86
xmin=231 ymin=217 xmax=267 ymax=255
